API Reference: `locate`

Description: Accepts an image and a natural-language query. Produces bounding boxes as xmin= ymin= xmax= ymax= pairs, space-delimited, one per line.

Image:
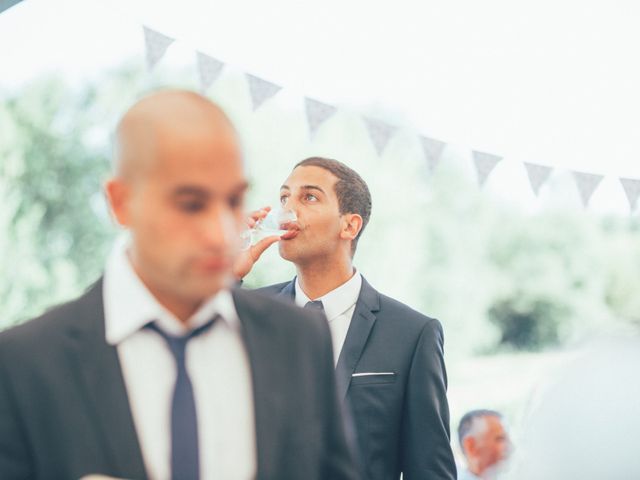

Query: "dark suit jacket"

xmin=256 ymin=277 xmax=457 ymax=480
xmin=0 ymin=279 xmax=358 ymax=480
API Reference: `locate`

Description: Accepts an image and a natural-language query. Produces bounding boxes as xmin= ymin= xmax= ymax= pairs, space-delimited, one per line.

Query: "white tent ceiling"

xmin=2 ymin=0 xmax=640 ymax=179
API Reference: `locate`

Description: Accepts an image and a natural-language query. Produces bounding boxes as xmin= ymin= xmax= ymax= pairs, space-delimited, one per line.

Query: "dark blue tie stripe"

xmin=145 ymin=317 xmax=217 ymax=480
xmin=304 ymin=300 xmax=325 ymax=312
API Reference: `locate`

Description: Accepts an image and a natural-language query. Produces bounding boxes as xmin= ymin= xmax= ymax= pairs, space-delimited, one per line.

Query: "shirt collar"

xmin=294 ymin=270 xmax=362 ymax=321
xmin=103 ymin=233 xmax=239 ymax=345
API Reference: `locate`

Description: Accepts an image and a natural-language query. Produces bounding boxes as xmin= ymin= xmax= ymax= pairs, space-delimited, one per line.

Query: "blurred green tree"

xmin=0 ymin=77 xmax=115 ymax=327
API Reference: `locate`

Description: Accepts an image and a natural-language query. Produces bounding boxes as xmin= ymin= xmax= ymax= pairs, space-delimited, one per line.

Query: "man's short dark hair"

xmin=294 ymin=157 xmax=372 ymax=256
xmin=458 ymin=409 xmax=502 ymax=453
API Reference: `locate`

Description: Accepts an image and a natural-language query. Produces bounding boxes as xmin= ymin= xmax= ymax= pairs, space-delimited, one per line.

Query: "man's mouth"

xmin=198 ymin=256 xmax=232 ymax=271
xmin=280 ymin=223 xmax=301 ymax=240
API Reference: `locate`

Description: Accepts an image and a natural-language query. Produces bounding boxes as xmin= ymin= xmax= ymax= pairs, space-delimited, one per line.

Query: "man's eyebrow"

xmin=301 ymin=185 xmax=325 ymax=194
xmin=231 ymin=181 xmax=250 ymax=196
xmin=172 ymin=181 xmax=249 ymax=197
xmin=173 ymin=186 xmax=209 ymax=197
xmin=280 ymin=184 xmax=325 ymax=194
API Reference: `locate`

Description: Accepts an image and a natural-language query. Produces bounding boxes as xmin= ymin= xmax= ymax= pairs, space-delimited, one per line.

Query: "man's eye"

xmin=305 ymin=194 xmax=318 ymax=202
xmin=178 ymin=201 xmax=205 ymax=213
xmin=228 ymin=195 xmax=243 ymax=209
xmin=280 ymin=195 xmax=289 ymax=205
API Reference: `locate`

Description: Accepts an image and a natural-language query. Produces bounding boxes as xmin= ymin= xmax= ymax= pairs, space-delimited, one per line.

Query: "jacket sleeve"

xmin=0 ymin=347 xmax=34 ymax=479
xmin=401 ymin=318 xmax=457 ymax=480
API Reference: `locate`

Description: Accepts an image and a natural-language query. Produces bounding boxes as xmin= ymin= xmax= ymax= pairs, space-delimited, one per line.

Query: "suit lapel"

xmin=335 ymin=277 xmax=380 ymax=401
xmin=232 ymin=288 xmax=286 ymax=480
xmin=276 ymin=278 xmax=296 ymax=301
xmin=66 ymin=280 xmax=147 ymax=479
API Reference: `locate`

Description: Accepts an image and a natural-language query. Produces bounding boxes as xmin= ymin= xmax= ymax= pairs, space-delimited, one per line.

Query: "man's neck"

xmin=468 ymin=461 xmax=489 ymax=479
xmin=128 ymin=251 xmax=201 ymax=325
xmin=296 ymin=256 xmax=354 ymax=300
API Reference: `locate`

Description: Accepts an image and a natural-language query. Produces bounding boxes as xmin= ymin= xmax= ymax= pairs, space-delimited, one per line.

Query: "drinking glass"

xmin=240 ymin=206 xmax=297 ymax=249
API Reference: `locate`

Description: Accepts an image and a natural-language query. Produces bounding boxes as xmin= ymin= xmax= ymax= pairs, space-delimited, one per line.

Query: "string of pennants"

xmin=143 ymin=26 xmax=640 ymax=213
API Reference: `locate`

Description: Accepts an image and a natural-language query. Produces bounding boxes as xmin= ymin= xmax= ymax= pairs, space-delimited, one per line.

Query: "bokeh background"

xmin=3 ymin=0 xmax=640 ymax=470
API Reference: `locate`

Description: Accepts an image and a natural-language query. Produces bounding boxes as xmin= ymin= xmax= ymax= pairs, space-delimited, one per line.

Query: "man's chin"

xmin=187 ymin=273 xmax=232 ymax=297
xmin=277 ymin=242 xmax=297 ymax=262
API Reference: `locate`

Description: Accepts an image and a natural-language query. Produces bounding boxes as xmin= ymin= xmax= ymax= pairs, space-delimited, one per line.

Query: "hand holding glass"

xmin=240 ymin=206 xmax=297 ymax=249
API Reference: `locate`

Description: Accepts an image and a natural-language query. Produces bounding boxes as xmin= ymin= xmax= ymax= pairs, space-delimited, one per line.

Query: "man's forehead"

xmin=283 ymin=165 xmax=338 ymax=187
xmin=171 ymin=180 xmax=248 ymax=195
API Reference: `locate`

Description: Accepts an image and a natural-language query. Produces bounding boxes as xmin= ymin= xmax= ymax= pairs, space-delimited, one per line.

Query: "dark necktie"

xmin=304 ymin=300 xmax=325 ymax=313
xmin=145 ymin=316 xmax=218 ymax=480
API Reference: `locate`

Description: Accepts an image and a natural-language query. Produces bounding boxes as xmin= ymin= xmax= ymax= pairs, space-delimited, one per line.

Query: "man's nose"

xmin=281 ymin=197 xmax=297 ymax=214
xmin=201 ymin=206 xmax=238 ymax=249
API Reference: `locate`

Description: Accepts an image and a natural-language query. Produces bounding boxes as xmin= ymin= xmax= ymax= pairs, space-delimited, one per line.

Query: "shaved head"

xmin=113 ymin=90 xmax=236 ymax=181
xmin=105 ymin=89 xmax=247 ymax=322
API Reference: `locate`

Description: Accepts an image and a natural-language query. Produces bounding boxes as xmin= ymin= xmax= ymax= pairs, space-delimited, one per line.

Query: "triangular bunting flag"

xmin=572 ymin=171 xmax=603 ymax=207
xmin=304 ymin=98 xmax=338 ymax=138
xmin=246 ymin=74 xmax=282 ymax=111
xmin=524 ymin=162 xmax=553 ymax=196
xmin=364 ymin=118 xmax=396 ymax=155
xmin=472 ymin=150 xmax=502 ymax=186
xmin=420 ymin=136 xmax=446 ymax=173
xmin=619 ymin=178 xmax=640 ymax=212
xmin=196 ymin=52 xmax=224 ymax=92
xmin=143 ymin=26 xmax=174 ymax=70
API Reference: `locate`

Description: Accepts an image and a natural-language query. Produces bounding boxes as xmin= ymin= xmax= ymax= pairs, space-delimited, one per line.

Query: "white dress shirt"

xmin=103 ymin=237 xmax=256 ymax=480
xmin=457 ymin=468 xmax=482 ymax=480
xmin=294 ymin=271 xmax=362 ymax=365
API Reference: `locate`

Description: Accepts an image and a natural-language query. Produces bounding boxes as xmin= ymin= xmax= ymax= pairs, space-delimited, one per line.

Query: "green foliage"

xmin=0 ymin=77 xmax=115 ymax=326
xmin=488 ymin=295 xmax=569 ymax=350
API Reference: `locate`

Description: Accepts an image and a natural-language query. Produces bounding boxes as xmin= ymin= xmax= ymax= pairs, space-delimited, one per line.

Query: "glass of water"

xmin=240 ymin=206 xmax=297 ymax=249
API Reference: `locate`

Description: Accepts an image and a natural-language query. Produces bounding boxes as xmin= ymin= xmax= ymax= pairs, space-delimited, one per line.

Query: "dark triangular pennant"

xmin=143 ymin=26 xmax=174 ymax=70
xmin=304 ymin=98 xmax=338 ymax=138
xmin=420 ymin=136 xmax=446 ymax=173
xmin=196 ymin=52 xmax=224 ymax=92
xmin=364 ymin=118 xmax=396 ymax=155
xmin=523 ymin=162 xmax=553 ymax=196
xmin=572 ymin=171 xmax=603 ymax=207
xmin=246 ymin=74 xmax=282 ymax=111
xmin=620 ymin=177 xmax=640 ymax=212
xmin=472 ymin=150 xmax=502 ymax=186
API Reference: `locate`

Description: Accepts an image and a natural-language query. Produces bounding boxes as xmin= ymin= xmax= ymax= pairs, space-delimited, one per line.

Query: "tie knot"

xmin=145 ymin=316 xmax=218 ymax=360
xmin=304 ymin=300 xmax=325 ymax=312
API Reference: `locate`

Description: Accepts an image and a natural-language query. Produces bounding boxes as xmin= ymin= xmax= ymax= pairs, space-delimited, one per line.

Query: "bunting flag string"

xmin=472 ymin=151 xmax=502 ymax=186
xmin=524 ymin=162 xmax=553 ymax=196
xmin=572 ymin=171 xmax=604 ymax=207
xmin=138 ymin=25 xmax=639 ymax=212
xmin=364 ymin=117 xmax=396 ymax=156
xmin=143 ymin=26 xmax=174 ymax=70
xmin=245 ymin=73 xmax=282 ymax=111
xmin=304 ymin=98 xmax=338 ymax=139
xmin=619 ymin=178 xmax=640 ymax=212
xmin=420 ymin=136 xmax=446 ymax=173
xmin=196 ymin=52 xmax=224 ymax=93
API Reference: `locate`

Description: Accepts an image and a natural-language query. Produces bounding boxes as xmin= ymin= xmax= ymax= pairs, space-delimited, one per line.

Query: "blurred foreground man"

xmin=457 ymin=410 xmax=510 ymax=480
xmin=237 ymin=157 xmax=456 ymax=480
xmin=0 ymin=91 xmax=358 ymax=480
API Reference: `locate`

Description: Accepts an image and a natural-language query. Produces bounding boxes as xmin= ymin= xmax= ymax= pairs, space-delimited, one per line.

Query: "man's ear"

xmin=104 ymin=177 xmax=131 ymax=227
xmin=462 ymin=436 xmax=476 ymax=457
xmin=340 ymin=213 xmax=363 ymax=242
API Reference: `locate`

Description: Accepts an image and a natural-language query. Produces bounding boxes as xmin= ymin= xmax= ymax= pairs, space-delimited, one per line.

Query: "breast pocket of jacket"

xmin=350 ymin=372 xmax=397 ymax=386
